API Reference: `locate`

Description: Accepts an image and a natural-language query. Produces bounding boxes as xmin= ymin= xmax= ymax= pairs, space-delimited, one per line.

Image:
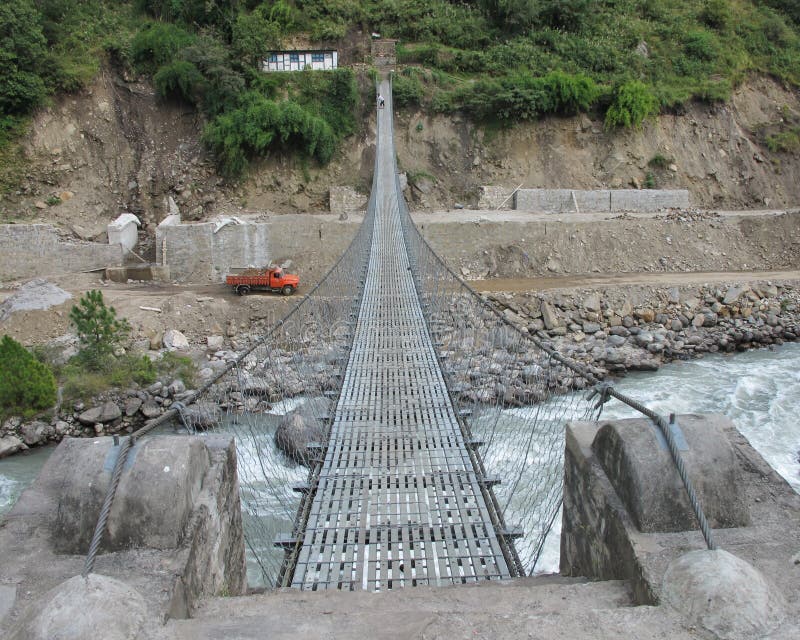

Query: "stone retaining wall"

xmin=0 ymin=224 xmax=123 ymax=281
xmin=514 ymin=189 xmax=690 ymax=212
xmin=156 ymin=215 xmax=360 ymax=283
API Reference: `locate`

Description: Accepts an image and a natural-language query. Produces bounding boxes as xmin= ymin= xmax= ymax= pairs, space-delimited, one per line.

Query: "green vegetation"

xmin=0 ymin=335 xmax=57 ymax=419
xmin=766 ymin=126 xmax=800 ymax=152
xmin=70 ymin=290 xmax=131 ymax=371
xmin=649 ymin=154 xmax=674 ymax=169
xmin=2 ymin=1 xmax=800 ymax=175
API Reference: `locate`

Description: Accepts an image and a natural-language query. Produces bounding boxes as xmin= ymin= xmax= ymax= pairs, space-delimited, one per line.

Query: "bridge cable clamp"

xmin=586 ymin=381 xmax=615 ymax=416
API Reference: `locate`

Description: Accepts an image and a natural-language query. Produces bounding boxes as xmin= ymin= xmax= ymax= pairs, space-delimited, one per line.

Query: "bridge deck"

xmin=290 ymin=81 xmax=510 ymax=590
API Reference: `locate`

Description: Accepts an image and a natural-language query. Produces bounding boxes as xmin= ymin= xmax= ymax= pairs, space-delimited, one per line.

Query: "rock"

xmin=603 ymin=348 xmax=626 ymax=365
xmin=140 ymin=400 xmax=161 ymax=419
xmin=521 ymin=365 xmax=543 ymax=383
xmin=413 ymin=176 xmax=434 ymax=194
xmin=662 ymin=550 xmax=786 ymax=640
xmin=723 ymin=285 xmax=750 ymax=305
xmin=584 ymin=294 xmax=601 ymax=313
xmin=207 ymin=335 xmax=224 ymax=350
xmin=0 ymin=435 xmax=27 ymax=458
xmin=635 ymin=331 xmax=654 ymax=347
xmin=668 ymin=288 xmax=680 ymax=304
xmin=124 ymin=397 xmax=143 ymax=417
xmin=541 ymin=302 xmax=560 ymax=330
xmin=226 ymin=319 xmax=238 ymax=338
xmin=609 ymin=326 xmax=631 ymax=337
xmin=275 ymin=397 xmax=330 ymax=465
xmin=77 ymin=402 xmax=121 ymax=426
xmin=163 ymin=329 xmax=189 ymax=350
xmin=608 ymin=335 xmax=627 ymax=347
xmin=582 ymin=322 xmax=602 ymax=334
xmin=635 ymin=308 xmax=655 ymax=323
xmin=149 ymin=332 xmax=162 ymax=350
xmin=12 ymin=573 xmax=147 ymax=640
xmin=177 ymin=402 xmax=222 ymax=431
xmin=168 ymin=379 xmax=186 ymax=396
xmin=20 ymin=421 xmax=49 ymax=446
xmin=34 ymin=200 xmax=47 ymax=209
xmin=55 ymin=421 xmax=70 ymax=435
xmin=692 ymin=314 xmax=705 ymax=328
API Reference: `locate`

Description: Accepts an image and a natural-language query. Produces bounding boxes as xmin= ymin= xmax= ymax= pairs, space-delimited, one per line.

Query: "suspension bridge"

xmin=282 ymin=79 xmax=519 ymax=590
xmin=78 ymin=76 xmax=718 ymax=594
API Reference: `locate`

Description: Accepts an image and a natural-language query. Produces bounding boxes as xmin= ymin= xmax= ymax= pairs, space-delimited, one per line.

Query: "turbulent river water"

xmin=2 ymin=343 xmax=799 ymax=580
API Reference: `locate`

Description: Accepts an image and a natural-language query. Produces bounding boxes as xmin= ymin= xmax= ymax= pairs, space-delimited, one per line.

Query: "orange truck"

xmin=225 ymin=267 xmax=299 ymax=296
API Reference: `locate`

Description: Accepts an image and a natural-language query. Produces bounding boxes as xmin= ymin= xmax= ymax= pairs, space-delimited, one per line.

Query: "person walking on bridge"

xmin=377 ymin=93 xmax=385 ymax=109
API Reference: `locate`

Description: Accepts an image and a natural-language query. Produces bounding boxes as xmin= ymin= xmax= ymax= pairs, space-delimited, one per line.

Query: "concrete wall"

xmin=560 ymin=414 xmax=800 ymax=606
xmin=0 ymin=224 xmax=123 ymax=281
xmin=157 ymin=215 xmax=361 ymax=283
xmin=514 ymin=189 xmax=690 ymax=213
xmin=0 ymin=434 xmax=246 ymax=634
xmin=329 ymin=187 xmax=368 ymax=214
xmin=477 ymin=186 xmax=513 ymax=210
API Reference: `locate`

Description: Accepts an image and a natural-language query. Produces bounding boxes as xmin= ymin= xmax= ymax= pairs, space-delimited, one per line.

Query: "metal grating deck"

xmin=290 ymin=81 xmax=511 ymax=590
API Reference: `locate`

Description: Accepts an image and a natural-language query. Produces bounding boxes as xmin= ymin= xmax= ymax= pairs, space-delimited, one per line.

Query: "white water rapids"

xmin=2 ymin=343 xmax=799 ymax=581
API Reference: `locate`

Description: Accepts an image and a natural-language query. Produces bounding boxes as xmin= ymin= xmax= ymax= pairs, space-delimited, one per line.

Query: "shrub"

xmin=61 ymin=354 xmax=157 ymax=402
xmin=457 ymin=71 xmax=600 ymax=123
xmin=393 ymin=72 xmax=424 ymax=107
xmin=69 ymin=290 xmax=131 ymax=371
xmin=766 ymin=128 xmax=800 ymax=152
xmin=648 ymin=154 xmax=672 ymax=169
xmin=605 ymin=81 xmax=659 ymax=129
xmin=0 ymin=335 xmax=57 ymax=418
xmin=158 ymin=351 xmax=197 ymax=387
xmin=131 ymin=22 xmax=195 ymax=72
xmin=644 ymin=171 xmax=656 ymax=189
xmin=154 ymin=60 xmax=204 ymax=105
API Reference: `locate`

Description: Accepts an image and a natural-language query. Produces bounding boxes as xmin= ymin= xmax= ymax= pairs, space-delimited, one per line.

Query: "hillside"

xmin=2 ymin=0 xmax=800 ymax=233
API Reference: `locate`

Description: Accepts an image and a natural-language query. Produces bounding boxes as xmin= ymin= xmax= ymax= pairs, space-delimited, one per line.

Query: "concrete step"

xmin=161 ymin=576 xmax=702 ymax=640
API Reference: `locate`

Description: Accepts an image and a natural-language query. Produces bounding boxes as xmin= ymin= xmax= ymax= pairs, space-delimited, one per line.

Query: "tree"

xmin=232 ymin=7 xmax=282 ymax=68
xmin=0 ymin=335 xmax=57 ymax=418
xmin=0 ymin=0 xmax=48 ymax=114
xmin=69 ymin=290 xmax=130 ymax=370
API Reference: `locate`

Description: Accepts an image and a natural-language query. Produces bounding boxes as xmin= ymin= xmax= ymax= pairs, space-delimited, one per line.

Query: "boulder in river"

xmin=275 ymin=397 xmax=330 ymax=466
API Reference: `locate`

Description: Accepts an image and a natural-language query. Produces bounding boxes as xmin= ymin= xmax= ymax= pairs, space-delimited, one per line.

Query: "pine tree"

xmin=0 ymin=335 xmax=57 ymax=418
xmin=69 ymin=290 xmax=130 ymax=371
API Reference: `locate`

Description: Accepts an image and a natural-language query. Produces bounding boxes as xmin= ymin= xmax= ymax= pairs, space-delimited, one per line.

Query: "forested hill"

xmin=2 ymin=1 xmax=800 ymax=179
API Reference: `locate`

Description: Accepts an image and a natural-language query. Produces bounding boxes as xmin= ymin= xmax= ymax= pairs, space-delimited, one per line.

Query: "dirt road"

xmin=471 ymin=270 xmax=800 ymax=292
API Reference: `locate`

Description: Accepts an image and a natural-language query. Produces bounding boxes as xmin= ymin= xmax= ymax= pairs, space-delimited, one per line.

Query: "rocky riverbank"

xmin=0 ymin=378 xmax=198 ymax=458
xmin=489 ymin=279 xmax=800 ymax=377
xmin=3 ymin=278 xmax=799 ymax=459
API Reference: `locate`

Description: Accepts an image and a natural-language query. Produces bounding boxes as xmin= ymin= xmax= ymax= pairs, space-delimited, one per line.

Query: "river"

xmin=2 ymin=343 xmax=799 ymax=581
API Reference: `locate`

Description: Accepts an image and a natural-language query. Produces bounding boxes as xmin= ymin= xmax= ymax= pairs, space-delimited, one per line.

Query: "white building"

xmin=262 ymin=50 xmax=338 ymax=72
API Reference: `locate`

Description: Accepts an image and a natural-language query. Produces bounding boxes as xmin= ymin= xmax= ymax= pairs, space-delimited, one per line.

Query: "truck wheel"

xmin=281 ymin=285 xmax=295 ymax=296
xmin=236 ymin=285 xmax=250 ymax=296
